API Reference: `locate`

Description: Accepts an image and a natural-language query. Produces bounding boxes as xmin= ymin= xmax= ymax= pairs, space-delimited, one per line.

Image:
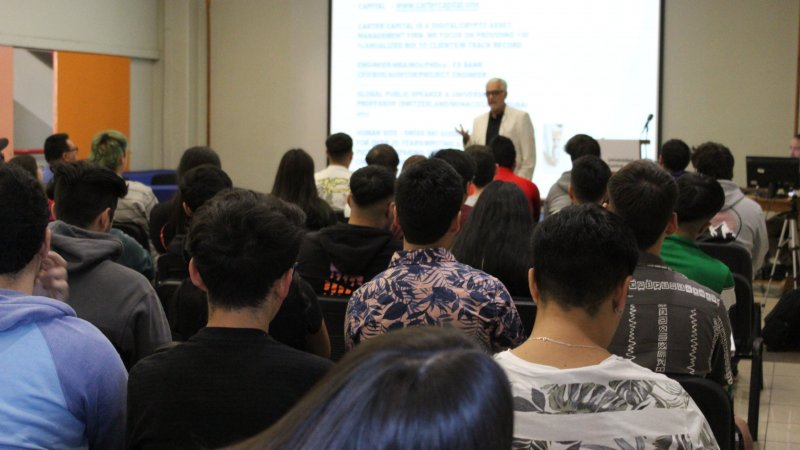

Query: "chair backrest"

xmin=113 ymin=221 xmax=151 ymax=250
xmin=318 ymin=296 xmax=349 ymax=361
xmin=512 ymin=297 xmax=537 ymax=335
xmin=668 ymin=373 xmax=734 ymax=450
xmin=697 ymin=241 xmax=753 ymax=281
xmin=731 ymin=273 xmax=755 ymax=357
xmin=155 ymin=279 xmax=182 ymax=321
xmin=155 ymin=252 xmax=189 ymax=284
xmin=151 ymin=173 xmax=178 ymax=185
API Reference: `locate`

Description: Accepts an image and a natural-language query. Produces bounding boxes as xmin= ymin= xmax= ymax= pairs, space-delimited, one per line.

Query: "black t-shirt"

xmin=486 ymin=111 xmax=504 ymax=145
xmin=127 ymin=327 xmax=332 ymax=449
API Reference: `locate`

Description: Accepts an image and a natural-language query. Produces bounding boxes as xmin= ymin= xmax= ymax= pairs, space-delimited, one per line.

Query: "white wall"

xmin=661 ymin=0 xmax=799 ymax=184
xmin=12 ymin=49 xmax=53 ymax=149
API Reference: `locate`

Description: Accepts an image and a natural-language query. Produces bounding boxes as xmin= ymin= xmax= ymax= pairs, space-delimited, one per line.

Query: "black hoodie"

xmin=297 ymin=224 xmax=402 ymax=296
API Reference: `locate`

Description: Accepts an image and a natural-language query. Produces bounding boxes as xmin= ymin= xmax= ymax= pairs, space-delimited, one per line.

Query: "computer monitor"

xmin=746 ymin=156 xmax=800 ymax=196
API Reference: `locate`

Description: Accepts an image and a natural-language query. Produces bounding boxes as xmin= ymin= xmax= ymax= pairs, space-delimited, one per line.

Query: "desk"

xmin=749 ymin=195 xmax=793 ymax=216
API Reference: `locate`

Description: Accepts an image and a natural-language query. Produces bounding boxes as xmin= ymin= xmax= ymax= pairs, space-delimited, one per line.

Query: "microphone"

xmin=641 ymin=114 xmax=654 ymax=134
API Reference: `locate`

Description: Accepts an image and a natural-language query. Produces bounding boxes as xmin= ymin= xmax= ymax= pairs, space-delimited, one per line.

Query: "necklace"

xmin=529 ymin=336 xmax=607 ymax=352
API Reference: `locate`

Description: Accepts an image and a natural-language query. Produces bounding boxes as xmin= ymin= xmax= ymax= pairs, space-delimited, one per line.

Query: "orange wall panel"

xmin=0 ymin=47 xmax=13 ymax=161
xmin=54 ymin=51 xmax=130 ymax=164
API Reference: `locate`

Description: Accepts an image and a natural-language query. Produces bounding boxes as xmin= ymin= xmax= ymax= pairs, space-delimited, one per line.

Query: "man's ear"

xmin=568 ymin=185 xmax=576 ymax=204
xmin=613 ymin=275 xmax=632 ymax=313
xmin=392 ymin=203 xmax=401 ymax=229
xmin=528 ymin=268 xmax=539 ymax=305
xmin=182 ymin=201 xmax=193 ymax=217
xmin=188 ymin=258 xmax=208 ymax=292
xmin=275 ymin=267 xmax=293 ymax=302
xmin=346 ymin=193 xmax=353 ymax=209
xmin=92 ymin=207 xmax=112 ymax=232
xmin=449 ymin=210 xmax=462 ymax=235
xmin=665 ymin=212 xmax=678 ymax=235
xmin=385 ymin=200 xmax=395 ymax=219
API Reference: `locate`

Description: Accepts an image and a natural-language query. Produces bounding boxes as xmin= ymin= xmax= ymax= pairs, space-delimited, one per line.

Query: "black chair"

xmin=697 ymin=241 xmax=753 ymax=281
xmin=113 ymin=221 xmax=151 ymax=250
xmin=318 ymin=296 xmax=349 ymax=361
xmin=151 ymin=173 xmax=178 ymax=185
xmin=155 ymin=279 xmax=182 ymax=321
xmin=155 ymin=253 xmax=189 ymax=284
xmin=668 ymin=374 xmax=735 ymax=450
xmin=512 ymin=297 xmax=537 ymax=335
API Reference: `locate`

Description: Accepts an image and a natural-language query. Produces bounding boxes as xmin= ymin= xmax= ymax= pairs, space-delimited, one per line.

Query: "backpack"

xmin=763 ymin=288 xmax=800 ymax=351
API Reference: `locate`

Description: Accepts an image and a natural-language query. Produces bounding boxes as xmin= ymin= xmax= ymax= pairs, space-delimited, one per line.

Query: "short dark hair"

xmin=237 ymin=327 xmax=513 ymax=450
xmin=432 ymin=149 xmax=475 ymax=193
xmin=660 ymin=139 xmax=691 ymax=173
xmin=177 ymin=146 xmax=221 ymax=179
xmin=179 ymin=165 xmax=233 ymax=212
xmin=532 ymin=204 xmax=638 ymax=316
xmin=466 ymin=145 xmax=496 ymax=188
xmin=365 ymin=144 xmax=399 ymax=173
xmin=0 ymin=165 xmax=49 ymax=274
xmin=395 ymin=159 xmax=463 ymax=245
xmin=571 ymin=155 xmax=611 ymax=204
xmin=53 ymin=161 xmax=128 ymax=229
xmin=607 ymin=160 xmax=677 ymax=250
xmin=691 ymin=141 xmax=734 ymax=180
xmin=350 ymin=165 xmax=395 ymax=207
xmin=675 ymin=172 xmax=725 ymax=224
xmin=401 ymin=154 xmax=427 ymax=172
xmin=188 ymin=189 xmax=305 ymax=308
xmin=489 ymin=136 xmax=516 ymax=168
xmin=9 ymin=155 xmax=39 ymax=180
xmin=325 ymin=133 xmax=353 ymax=161
xmin=565 ymin=134 xmax=601 ymax=162
xmin=44 ymin=133 xmax=70 ymax=163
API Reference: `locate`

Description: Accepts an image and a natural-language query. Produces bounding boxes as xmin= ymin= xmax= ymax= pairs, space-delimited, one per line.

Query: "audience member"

xmin=659 ymin=138 xmax=691 ymax=178
xmin=464 ymin=145 xmax=496 ymax=207
xmin=297 ymin=165 xmax=401 ymax=296
xmin=569 ymin=154 xmax=610 ymax=205
xmin=490 ymin=136 xmax=541 ymax=219
xmin=43 ymin=132 xmax=78 ymax=183
xmin=401 ymin=154 xmax=426 ymax=172
xmin=790 ymin=134 xmax=800 ymax=158
xmin=149 ymin=145 xmax=222 ymax=253
xmin=0 ymin=164 xmax=127 ymax=449
xmin=365 ymin=143 xmax=400 ymax=175
xmin=49 ymin=161 xmax=170 ymax=368
xmin=662 ymin=172 xmax=736 ymax=308
xmin=495 ymin=204 xmax=718 ymax=448
xmin=273 ymin=148 xmax=336 ymax=231
xmin=606 ymin=160 xmax=733 ymax=385
xmin=692 ymin=141 xmax=768 ymax=273
xmin=9 ymin=154 xmax=42 ymax=181
xmin=127 ymin=189 xmax=333 ymax=448
xmin=89 ymin=130 xmax=158 ymax=235
xmin=345 ymin=159 xmax=525 ymax=352
xmin=452 ymin=181 xmax=534 ymax=297
xmin=235 ymin=327 xmax=513 ymax=450
xmin=432 ymin=148 xmax=476 ymax=226
xmin=315 ymin=132 xmax=353 ymax=213
xmin=544 ymin=133 xmax=601 ymax=217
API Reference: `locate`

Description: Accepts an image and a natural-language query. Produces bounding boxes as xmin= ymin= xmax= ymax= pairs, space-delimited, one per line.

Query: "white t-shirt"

xmin=314 ymin=165 xmax=352 ymax=212
xmin=494 ymin=351 xmax=719 ymax=449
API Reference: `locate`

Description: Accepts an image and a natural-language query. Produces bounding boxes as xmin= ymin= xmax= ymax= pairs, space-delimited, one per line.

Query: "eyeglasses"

xmin=485 ymin=90 xmax=505 ymax=97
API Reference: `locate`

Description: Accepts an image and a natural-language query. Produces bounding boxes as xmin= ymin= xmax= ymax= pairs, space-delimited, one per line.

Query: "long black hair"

xmin=231 ymin=327 xmax=513 ymax=450
xmin=271 ymin=149 xmax=335 ymax=231
xmin=452 ymin=180 xmax=535 ymax=297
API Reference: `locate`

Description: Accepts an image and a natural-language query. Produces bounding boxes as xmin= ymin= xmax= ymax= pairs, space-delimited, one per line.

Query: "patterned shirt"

xmin=314 ymin=165 xmax=351 ymax=212
xmin=345 ymin=247 xmax=526 ymax=352
xmin=495 ymin=352 xmax=719 ymax=449
xmin=609 ymin=252 xmax=734 ymax=386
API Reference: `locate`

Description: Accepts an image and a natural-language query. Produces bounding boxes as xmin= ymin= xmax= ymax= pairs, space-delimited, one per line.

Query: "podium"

xmin=597 ymin=139 xmax=650 ymax=172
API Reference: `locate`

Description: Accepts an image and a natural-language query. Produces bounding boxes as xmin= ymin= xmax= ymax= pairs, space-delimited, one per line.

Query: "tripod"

xmin=765 ymin=194 xmax=799 ymax=300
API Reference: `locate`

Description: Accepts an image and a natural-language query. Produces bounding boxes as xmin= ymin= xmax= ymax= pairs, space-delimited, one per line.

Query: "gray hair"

xmin=487 ymin=78 xmax=507 ymax=91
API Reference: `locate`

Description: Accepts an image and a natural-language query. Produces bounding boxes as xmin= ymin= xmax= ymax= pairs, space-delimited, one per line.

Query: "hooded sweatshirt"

xmin=708 ymin=180 xmax=768 ymax=273
xmin=544 ymin=171 xmax=571 ymax=218
xmin=0 ymin=289 xmax=127 ymax=449
xmin=297 ymin=223 xmax=402 ymax=296
xmin=49 ymin=220 xmax=171 ymax=369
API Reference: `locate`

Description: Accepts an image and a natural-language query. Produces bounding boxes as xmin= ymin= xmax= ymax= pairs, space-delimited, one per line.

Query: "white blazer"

xmin=466 ymin=106 xmax=536 ymax=179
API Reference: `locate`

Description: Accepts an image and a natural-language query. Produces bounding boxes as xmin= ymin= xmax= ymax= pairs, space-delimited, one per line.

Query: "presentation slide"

xmin=330 ymin=0 xmax=661 ymax=194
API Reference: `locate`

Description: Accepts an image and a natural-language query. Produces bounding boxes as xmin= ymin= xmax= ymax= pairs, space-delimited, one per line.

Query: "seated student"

xmin=606 ymin=160 xmax=733 ymax=385
xmin=149 ymin=145 xmax=222 ymax=253
xmin=297 ymin=165 xmax=401 ymax=297
xmin=273 ymin=148 xmax=337 ymax=231
xmin=569 ymin=154 xmax=611 ymax=206
xmin=89 ymin=130 xmax=158 ymax=235
xmin=365 ymin=143 xmax=400 ymax=176
xmin=50 ymin=161 xmax=170 ymax=369
xmin=432 ymin=148 xmax=476 ymax=226
xmin=315 ymin=132 xmax=354 ymax=214
xmin=452 ymin=181 xmax=534 ymax=298
xmin=495 ymin=204 xmax=718 ymax=448
xmin=0 ymin=164 xmax=127 ymax=450
xmin=662 ymin=172 xmax=736 ymax=309
xmin=464 ymin=145 xmax=496 ymax=207
xmin=127 ymin=189 xmax=333 ymax=449
xmin=490 ymin=136 xmax=541 ymax=219
xmin=659 ymin=138 xmax=691 ymax=179
xmin=42 ymin=132 xmax=78 ymax=183
xmin=692 ymin=141 xmax=768 ymax=274
xmin=234 ymin=327 xmax=513 ymax=450
xmin=345 ymin=159 xmax=526 ymax=352
xmin=545 ymin=133 xmax=600 ymax=217
xmin=9 ymin=154 xmax=43 ymax=182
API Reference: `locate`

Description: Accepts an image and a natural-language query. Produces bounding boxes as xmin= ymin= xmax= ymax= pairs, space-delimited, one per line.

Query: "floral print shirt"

xmin=345 ymin=247 xmax=526 ymax=352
